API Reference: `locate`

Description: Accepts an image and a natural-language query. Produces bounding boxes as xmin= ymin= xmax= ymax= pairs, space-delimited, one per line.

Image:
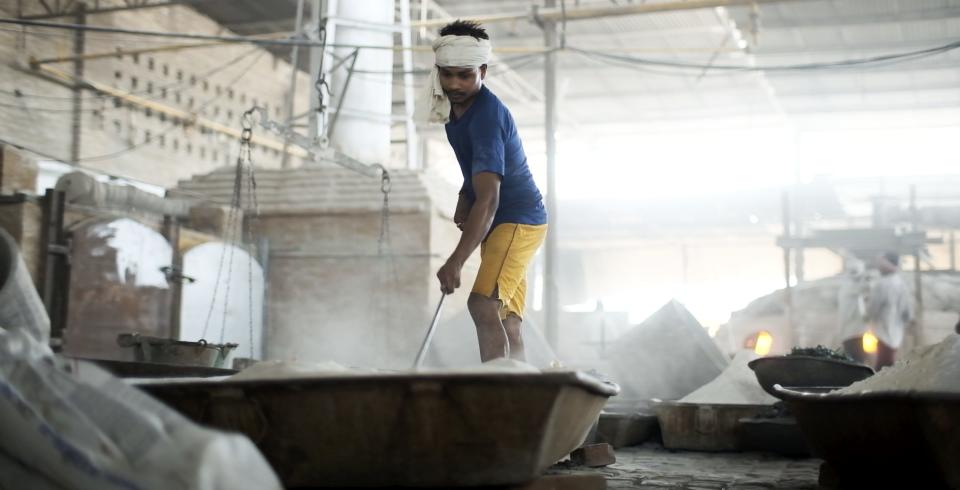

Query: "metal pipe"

xmin=4 ymin=0 xmax=812 ymax=46
xmin=399 ymin=0 xmax=418 ymax=170
xmin=281 ymin=0 xmax=306 ymax=169
xmin=21 ymin=1 xmax=182 ymax=20
xmin=409 ymin=0 xmax=812 ymax=28
xmin=910 ymin=184 xmax=924 ymax=342
xmin=0 ymin=17 xmax=338 ymax=47
xmin=951 ymin=231 xmax=956 ymax=271
xmin=308 ymin=0 xmax=325 ymax=139
xmin=162 ymin=215 xmax=183 ymax=339
xmin=781 ymin=189 xmax=793 ymax=334
xmin=326 ymin=49 xmax=359 ymax=141
xmin=69 ymin=3 xmax=85 ymax=164
xmin=543 ymin=0 xmax=560 ymax=351
xmin=413 ymin=293 xmax=446 ymax=369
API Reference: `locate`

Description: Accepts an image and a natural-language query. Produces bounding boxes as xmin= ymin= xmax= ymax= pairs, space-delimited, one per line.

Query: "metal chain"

xmin=242 ymin=109 xmax=261 ymax=359
xmin=217 ymin=124 xmax=247 ymax=344
xmin=200 ymin=163 xmax=242 ymax=341
xmin=314 ymin=22 xmax=330 ymax=118
xmin=201 ymin=109 xmax=259 ymax=356
xmin=378 ymin=168 xmax=392 ymax=255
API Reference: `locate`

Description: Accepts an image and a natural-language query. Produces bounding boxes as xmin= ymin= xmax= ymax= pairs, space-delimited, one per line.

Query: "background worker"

xmin=865 ymin=252 xmax=915 ymax=369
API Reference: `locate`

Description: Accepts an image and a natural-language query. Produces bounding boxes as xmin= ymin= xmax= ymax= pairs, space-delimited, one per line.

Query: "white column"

xmin=328 ymin=0 xmax=394 ymax=164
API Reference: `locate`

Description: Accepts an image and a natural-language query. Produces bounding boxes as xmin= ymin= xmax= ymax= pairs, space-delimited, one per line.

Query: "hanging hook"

xmin=380 ymin=169 xmax=392 ymax=195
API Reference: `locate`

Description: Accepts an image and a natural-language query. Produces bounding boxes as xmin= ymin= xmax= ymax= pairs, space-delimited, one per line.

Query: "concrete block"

xmin=187 ymin=204 xmax=237 ymax=237
xmin=569 ymin=443 xmax=616 ymax=468
xmin=0 ymin=146 xmax=38 ymax=195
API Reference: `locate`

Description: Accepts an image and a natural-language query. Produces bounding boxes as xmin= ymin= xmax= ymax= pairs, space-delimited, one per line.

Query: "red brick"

xmin=569 ymin=443 xmax=616 ymax=468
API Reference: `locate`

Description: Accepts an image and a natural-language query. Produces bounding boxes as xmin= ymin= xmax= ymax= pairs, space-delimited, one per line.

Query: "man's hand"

xmin=437 ymin=258 xmax=463 ymax=294
xmin=439 ymin=172 xmax=500 ymax=294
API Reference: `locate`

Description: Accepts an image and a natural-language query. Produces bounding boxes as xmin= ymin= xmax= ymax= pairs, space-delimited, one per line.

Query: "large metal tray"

xmin=653 ymin=401 xmax=770 ymax=452
xmin=748 ymin=355 xmax=873 ymax=399
xmin=775 ymin=385 xmax=960 ymax=489
xmin=142 ymin=371 xmax=618 ymax=488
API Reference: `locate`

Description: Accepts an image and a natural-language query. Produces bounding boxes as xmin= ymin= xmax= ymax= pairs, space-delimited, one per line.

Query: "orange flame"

xmin=862 ymin=332 xmax=879 ymax=354
xmin=754 ymin=331 xmax=773 ymax=356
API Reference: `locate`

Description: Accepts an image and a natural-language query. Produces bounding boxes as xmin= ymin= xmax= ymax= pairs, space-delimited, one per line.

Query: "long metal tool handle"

xmin=413 ymin=293 xmax=447 ymax=369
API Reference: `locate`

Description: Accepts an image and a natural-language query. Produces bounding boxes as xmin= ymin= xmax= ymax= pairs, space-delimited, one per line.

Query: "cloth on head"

xmin=415 ymin=35 xmax=492 ymax=124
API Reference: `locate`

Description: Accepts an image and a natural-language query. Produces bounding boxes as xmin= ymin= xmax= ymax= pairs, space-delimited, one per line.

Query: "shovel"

xmin=413 ymin=293 xmax=447 ymax=369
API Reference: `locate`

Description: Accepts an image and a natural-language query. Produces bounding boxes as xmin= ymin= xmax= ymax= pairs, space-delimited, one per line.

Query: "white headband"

xmin=415 ymin=35 xmax=492 ymax=125
xmin=433 ymin=35 xmax=492 ymax=67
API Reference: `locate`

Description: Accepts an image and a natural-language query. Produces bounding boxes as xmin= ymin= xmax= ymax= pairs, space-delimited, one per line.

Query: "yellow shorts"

xmin=472 ymin=223 xmax=548 ymax=320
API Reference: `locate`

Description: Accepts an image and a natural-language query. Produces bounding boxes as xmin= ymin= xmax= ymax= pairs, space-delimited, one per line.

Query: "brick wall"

xmin=0 ymin=2 xmax=313 ymax=188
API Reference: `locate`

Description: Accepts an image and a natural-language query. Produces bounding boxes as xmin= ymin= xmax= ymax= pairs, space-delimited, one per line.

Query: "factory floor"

xmin=541 ymin=443 xmax=822 ymax=489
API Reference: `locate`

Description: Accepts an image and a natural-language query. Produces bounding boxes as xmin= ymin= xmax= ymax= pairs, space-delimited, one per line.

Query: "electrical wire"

xmin=0 ymin=24 xmax=203 ymax=45
xmin=568 ymin=39 xmax=960 ymax=73
xmin=0 ymin=17 xmax=392 ymax=49
xmin=4 ymin=16 xmax=958 ymax=72
xmin=77 ymin=49 xmax=266 ymax=162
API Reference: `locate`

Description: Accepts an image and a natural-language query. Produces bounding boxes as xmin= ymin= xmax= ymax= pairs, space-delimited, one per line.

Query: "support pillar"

xmin=543 ymin=1 xmax=560 ymax=350
xmin=70 ymin=3 xmax=86 ymax=163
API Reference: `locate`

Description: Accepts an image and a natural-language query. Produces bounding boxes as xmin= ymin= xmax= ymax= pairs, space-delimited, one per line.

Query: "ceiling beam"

xmin=411 ymin=0 xmax=817 ymax=28
xmin=559 ymin=81 xmax=960 ymax=101
xmin=20 ymin=0 xmax=186 ymax=19
xmin=749 ymin=6 xmax=960 ymax=30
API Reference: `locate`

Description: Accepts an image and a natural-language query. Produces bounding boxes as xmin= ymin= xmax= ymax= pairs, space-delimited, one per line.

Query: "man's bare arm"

xmin=437 ymin=172 xmax=500 ymax=293
xmin=454 ymin=192 xmax=473 ymax=230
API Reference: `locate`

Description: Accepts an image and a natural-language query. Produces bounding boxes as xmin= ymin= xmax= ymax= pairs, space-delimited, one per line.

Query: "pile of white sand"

xmin=426 ymin=358 xmax=541 ymax=374
xmin=229 ymin=358 xmax=541 ymax=381
xmin=678 ymin=351 xmax=777 ymax=405
xmin=837 ymin=334 xmax=960 ymax=394
xmin=230 ymin=360 xmax=361 ymax=380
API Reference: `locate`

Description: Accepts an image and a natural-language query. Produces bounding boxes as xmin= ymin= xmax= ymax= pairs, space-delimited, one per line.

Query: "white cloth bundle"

xmin=415 ymin=35 xmax=492 ymax=124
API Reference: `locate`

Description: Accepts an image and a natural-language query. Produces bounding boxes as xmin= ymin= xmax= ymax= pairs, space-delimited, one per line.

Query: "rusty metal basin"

xmin=653 ymin=401 xmax=770 ymax=452
xmin=775 ymin=386 xmax=954 ymax=489
xmin=141 ymin=371 xmax=618 ymax=488
xmin=117 ymin=333 xmax=237 ymax=368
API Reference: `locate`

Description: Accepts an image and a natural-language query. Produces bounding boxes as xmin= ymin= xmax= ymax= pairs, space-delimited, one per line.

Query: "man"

xmin=420 ymin=20 xmax=547 ymax=362
xmin=838 ymin=258 xmax=871 ymax=364
xmin=865 ymin=252 xmax=915 ymax=368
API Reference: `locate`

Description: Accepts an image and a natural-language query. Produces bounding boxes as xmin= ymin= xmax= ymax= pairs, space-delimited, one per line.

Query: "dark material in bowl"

xmin=775 ymin=385 xmax=959 ymax=489
xmin=748 ymin=356 xmax=874 ymax=399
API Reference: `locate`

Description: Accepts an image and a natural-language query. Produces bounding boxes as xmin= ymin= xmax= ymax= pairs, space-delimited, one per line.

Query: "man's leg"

xmin=503 ymin=314 xmax=525 ymax=361
xmin=468 ymin=293 xmax=509 ymax=361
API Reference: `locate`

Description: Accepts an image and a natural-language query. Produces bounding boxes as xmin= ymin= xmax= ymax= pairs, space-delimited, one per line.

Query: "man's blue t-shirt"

xmin=444 ymin=85 xmax=547 ymax=228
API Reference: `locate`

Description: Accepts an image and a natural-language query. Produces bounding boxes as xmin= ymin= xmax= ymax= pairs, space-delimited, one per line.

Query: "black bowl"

xmin=748 ymin=355 xmax=874 ymax=399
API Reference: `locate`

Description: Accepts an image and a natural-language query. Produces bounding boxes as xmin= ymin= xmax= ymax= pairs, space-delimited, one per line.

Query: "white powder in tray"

xmin=837 ymin=334 xmax=960 ymax=394
xmin=678 ymin=351 xmax=777 ymax=405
